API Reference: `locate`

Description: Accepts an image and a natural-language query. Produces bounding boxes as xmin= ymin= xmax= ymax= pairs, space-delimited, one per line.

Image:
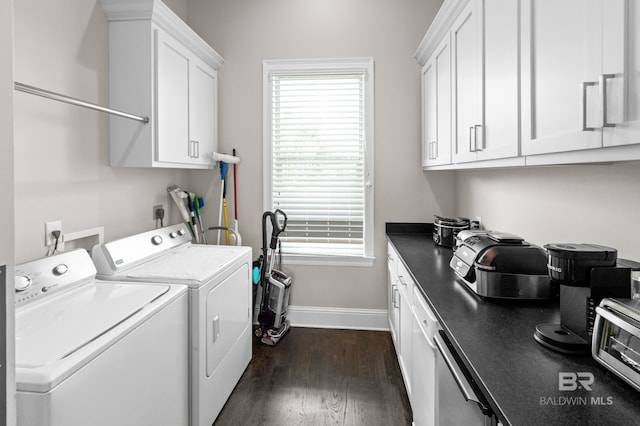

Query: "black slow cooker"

xmin=433 ymin=215 xmax=471 ymax=248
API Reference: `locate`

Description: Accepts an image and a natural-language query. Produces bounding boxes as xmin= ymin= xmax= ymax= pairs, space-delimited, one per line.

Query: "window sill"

xmin=281 ymin=254 xmax=376 ymax=267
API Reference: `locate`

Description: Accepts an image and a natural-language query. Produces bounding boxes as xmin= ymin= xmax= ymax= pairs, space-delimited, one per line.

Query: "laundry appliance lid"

xmin=124 ymin=245 xmax=250 ymax=286
xmin=16 ymin=281 xmax=171 ymax=392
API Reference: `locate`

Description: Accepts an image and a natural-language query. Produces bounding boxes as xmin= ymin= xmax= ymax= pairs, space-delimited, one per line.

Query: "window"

xmin=263 ymin=58 xmax=374 ymax=265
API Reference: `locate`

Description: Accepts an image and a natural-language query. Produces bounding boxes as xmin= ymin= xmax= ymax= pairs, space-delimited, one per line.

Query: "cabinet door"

xmin=477 ymin=0 xmax=519 ymax=161
xmin=190 ymin=58 xmax=217 ymax=165
xmin=156 ymin=29 xmax=191 ymax=164
xmin=411 ymin=291 xmax=438 ymax=426
xmin=423 ymin=35 xmax=452 ymax=167
xmin=521 ymin=0 xmax=602 ymax=155
xmin=387 ymin=247 xmax=400 ymax=348
xmin=398 ymin=289 xmax=412 ymax=399
xmin=602 ymin=0 xmax=640 ymax=147
xmin=451 ymin=1 xmax=482 ymax=163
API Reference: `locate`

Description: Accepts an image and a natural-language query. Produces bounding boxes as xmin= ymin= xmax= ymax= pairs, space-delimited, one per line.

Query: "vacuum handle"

xmin=269 ymin=209 xmax=287 ymax=249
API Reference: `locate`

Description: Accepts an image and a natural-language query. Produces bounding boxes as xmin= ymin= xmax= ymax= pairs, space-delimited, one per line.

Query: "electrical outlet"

xmin=45 ymin=220 xmax=63 ymax=249
xmin=153 ymin=204 xmax=164 ymax=220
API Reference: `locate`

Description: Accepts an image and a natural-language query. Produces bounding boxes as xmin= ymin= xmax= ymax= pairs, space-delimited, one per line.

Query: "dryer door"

xmin=206 ymin=264 xmax=250 ymax=376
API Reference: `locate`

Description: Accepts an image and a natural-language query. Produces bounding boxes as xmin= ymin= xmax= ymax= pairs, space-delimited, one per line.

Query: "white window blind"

xmin=264 ymin=59 xmax=374 ymax=261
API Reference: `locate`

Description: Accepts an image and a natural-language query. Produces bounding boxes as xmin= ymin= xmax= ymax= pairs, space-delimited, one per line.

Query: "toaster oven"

xmin=592 ymin=298 xmax=640 ymax=391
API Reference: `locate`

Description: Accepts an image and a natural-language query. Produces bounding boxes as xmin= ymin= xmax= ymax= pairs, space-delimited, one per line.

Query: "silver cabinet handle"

xmin=600 ymin=74 xmax=616 ymax=128
xmin=392 ymin=285 xmax=399 ymax=308
xmin=188 ymin=140 xmax=200 ymax=158
xmin=469 ymin=126 xmax=476 ymax=152
xmin=581 ymin=81 xmax=597 ymax=131
xmin=474 ymin=125 xmax=483 ymax=151
xmin=433 ymin=141 xmax=438 ymax=159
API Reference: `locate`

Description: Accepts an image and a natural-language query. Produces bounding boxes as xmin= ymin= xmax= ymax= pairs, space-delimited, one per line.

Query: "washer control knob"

xmin=169 ymin=231 xmax=178 ymax=238
xmin=15 ymin=275 xmax=32 ymax=292
xmin=177 ymin=228 xmax=186 ymax=236
xmin=53 ymin=264 xmax=68 ymax=275
xmin=151 ymin=235 xmax=163 ymax=246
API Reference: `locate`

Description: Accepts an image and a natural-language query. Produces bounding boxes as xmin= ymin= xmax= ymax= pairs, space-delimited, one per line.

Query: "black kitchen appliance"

xmin=433 ymin=215 xmax=471 ymax=248
xmin=534 ymin=243 xmax=633 ymax=354
xmin=450 ymin=232 xmax=554 ymax=299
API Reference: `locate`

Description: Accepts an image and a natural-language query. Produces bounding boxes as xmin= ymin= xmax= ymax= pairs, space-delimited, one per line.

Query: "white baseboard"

xmin=287 ymin=305 xmax=389 ymax=331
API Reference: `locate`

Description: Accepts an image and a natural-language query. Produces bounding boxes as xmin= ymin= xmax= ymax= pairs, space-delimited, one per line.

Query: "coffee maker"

xmin=534 ymin=243 xmax=633 ymax=354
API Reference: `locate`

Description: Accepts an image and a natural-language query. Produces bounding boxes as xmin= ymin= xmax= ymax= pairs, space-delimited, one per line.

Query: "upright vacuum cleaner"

xmin=255 ymin=209 xmax=292 ymax=346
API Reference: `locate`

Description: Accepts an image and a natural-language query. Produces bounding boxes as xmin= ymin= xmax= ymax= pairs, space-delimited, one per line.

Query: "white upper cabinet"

xmin=189 ymin=60 xmax=218 ymax=166
xmin=418 ymin=0 xmax=520 ymax=168
xmin=478 ymin=0 xmax=519 ymax=161
xmin=452 ymin=0 xmax=520 ymax=163
xmin=100 ymin=0 xmax=223 ymax=169
xmin=451 ymin=1 xmax=481 ymax=164
xmin=156 ymin=29 xmax=218 ymax=166
xmin=520 ymin=0 xmax=602 ymax=156
xmin=521 ymin=0 xmax=640 ymax=156
xmin=602 ymin=0 xmax=640 ymax=148
xmin=422 ymin=35 xmax=452 ymax=167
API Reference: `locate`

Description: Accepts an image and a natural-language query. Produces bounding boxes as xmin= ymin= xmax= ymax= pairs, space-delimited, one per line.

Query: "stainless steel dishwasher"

xmin=434 ymin=330 xmax=499 ymax=425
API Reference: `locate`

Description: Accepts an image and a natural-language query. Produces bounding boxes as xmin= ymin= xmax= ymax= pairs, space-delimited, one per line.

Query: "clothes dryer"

xmin=92 ymin=224 xmax=252 ymax=426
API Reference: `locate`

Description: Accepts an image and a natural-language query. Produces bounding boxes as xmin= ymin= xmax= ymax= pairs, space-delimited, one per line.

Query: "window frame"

xmin=262 ymin=58 xmax=375 ymax=267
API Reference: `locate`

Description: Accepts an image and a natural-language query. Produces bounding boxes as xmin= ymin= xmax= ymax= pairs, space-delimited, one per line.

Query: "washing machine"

xmin=14 ymin=249 xmax=189 ymax=426
xmin=91 ymin=223 xmax=253 ymax=426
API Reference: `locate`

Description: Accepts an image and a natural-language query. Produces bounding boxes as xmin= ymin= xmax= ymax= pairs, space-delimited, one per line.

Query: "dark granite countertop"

xmin=386 ymin=223 xmax=640 ymax=426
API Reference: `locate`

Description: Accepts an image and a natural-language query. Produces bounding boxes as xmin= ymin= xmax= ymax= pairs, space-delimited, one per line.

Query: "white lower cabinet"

xmin=387 ymin=243 xmax=414 ymax=401
xmin=387 ymin=243 xmax=400 ymax=347
xmin=411 ymin=286 xmax=439 ymax=426
xmin=388 ymin=242 xmax=443 ymax=423
xmin=398 ymin=279 xmax=413 ymax=398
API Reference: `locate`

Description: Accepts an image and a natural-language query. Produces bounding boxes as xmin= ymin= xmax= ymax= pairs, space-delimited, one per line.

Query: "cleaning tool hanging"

xmin=232 ymin=148 xmax=240 ymax=239
xmin=217 ymin=162 xmax=228 ymax=244
xmin=222 ymin=166 xmax=230 ymax=245
xmin=194 ymin=195 xmax=207 ymax=244
xmin=186 ymin=193 xmax=200 ymax=243
xmin=167 ymin=185 xmax=196 ymax=240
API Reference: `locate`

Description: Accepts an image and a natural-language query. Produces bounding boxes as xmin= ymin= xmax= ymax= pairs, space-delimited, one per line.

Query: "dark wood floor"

xmin=213 ymin=327 xmax=412 ymax=426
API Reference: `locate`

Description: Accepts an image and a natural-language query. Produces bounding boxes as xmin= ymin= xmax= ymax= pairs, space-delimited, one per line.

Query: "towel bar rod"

xmin=14 ymin=81 xmax=149 ymax=124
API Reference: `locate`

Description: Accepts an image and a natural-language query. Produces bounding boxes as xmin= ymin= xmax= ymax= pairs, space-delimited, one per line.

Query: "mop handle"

xmin=233 ymin=148 xmax=238 ymax=226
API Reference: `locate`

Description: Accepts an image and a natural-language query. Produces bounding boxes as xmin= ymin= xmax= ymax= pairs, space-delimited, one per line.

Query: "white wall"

xmin=162 ymin=0 xmax=187 ymax=21
xmin=187 ymin=0 xmax=452 ymax=310
xmin=1 ymin=0 xmax=16 ymax=422
xmin=13 ymin=0 xmax=190 ymax=264
xmin=456 ymin=162 xmax=640 ymax=261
